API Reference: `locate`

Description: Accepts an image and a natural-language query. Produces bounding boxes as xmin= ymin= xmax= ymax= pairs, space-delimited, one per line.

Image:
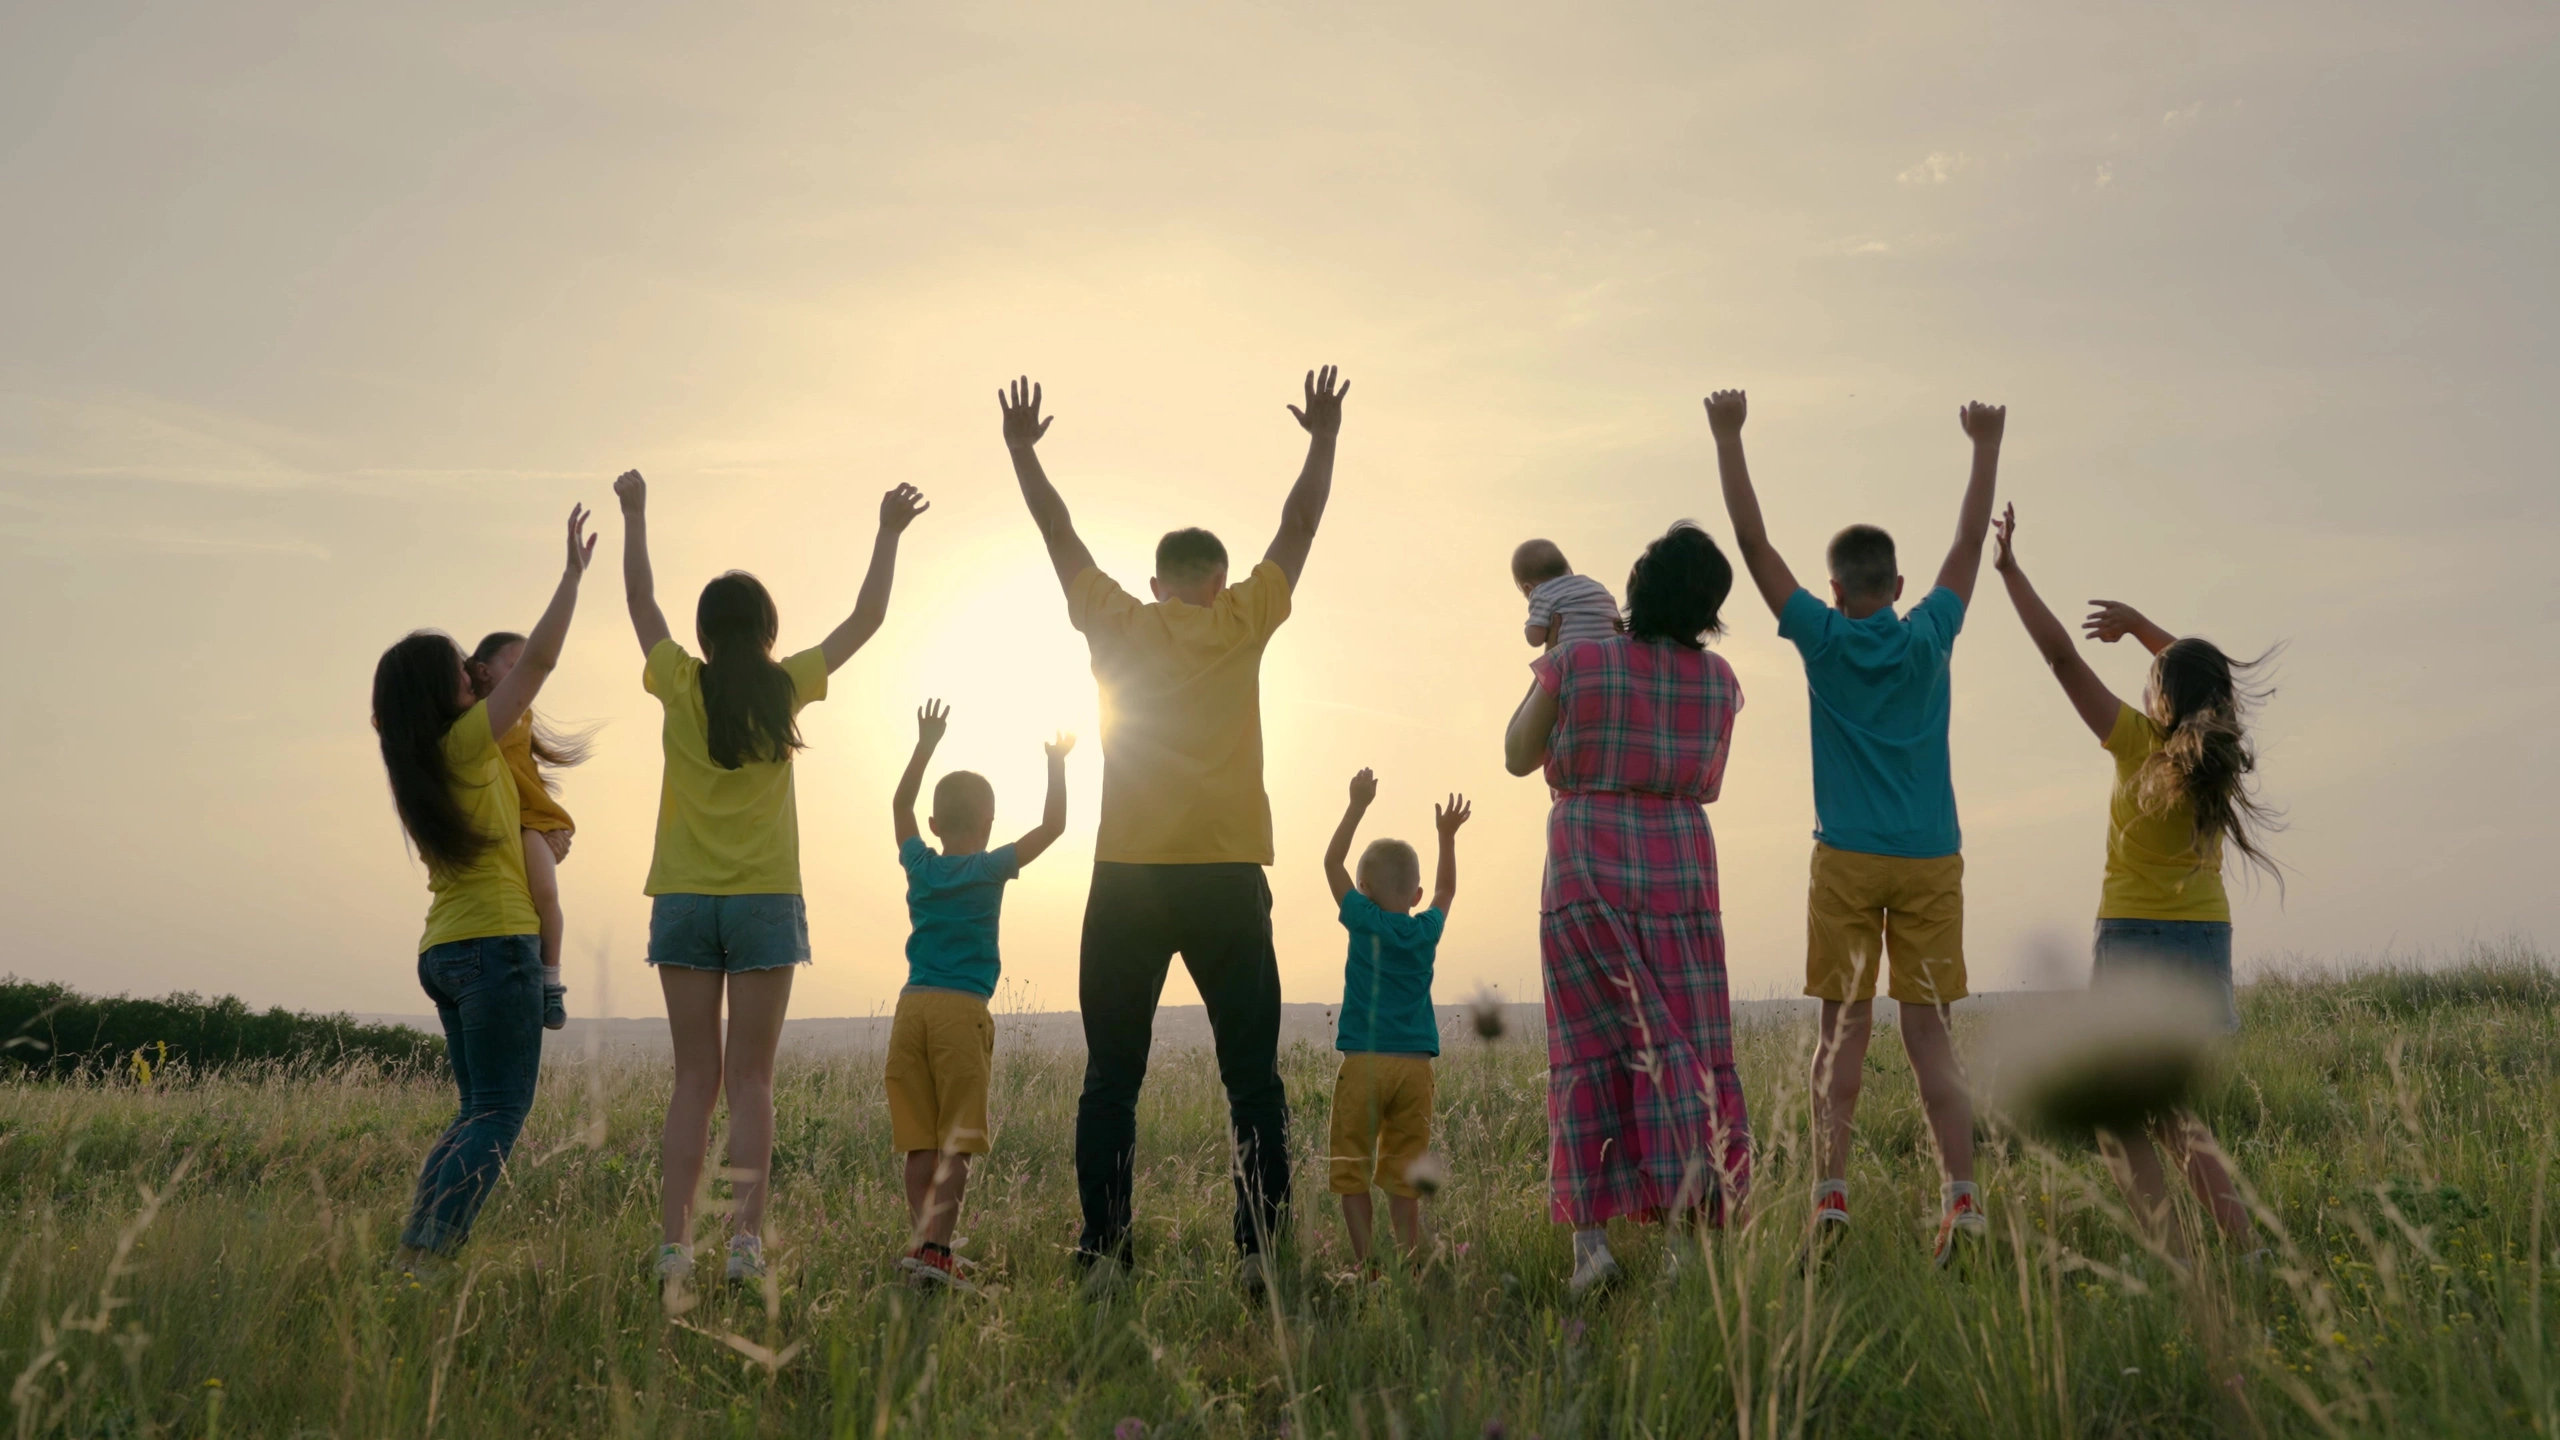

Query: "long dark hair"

xmin=2140 ymin=637 xmax=2284 ymax=887
xmin=1625 ymin=522 xmax=1733 ymax=648
xmin=371 ymin=630 xmax=490 ymax=872
xmin=697 ymin=572 xmax=803 ymax=770
xmin=466 ymin=631 xmax=596 ymax=790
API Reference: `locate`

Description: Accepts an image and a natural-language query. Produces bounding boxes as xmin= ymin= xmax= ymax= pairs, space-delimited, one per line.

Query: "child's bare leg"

xmin=718 ymin=967 xmax=795 ymax=1239
xmin=1897 ymin=1002 xmax=1975 ymax=1184
xmin=1810 ymin=1000 xmax=1876 ymax=1183
xmin=2158 ymin=1113 xmax=2252 ymax=1241
xmin=2106 ymin=1128 xmax=2190 ymax=1259
xmin=1340 ymin=1191 xmax=1376 ymax=1262
xmin=1387 ymin=1195 xmax=1423 ymax=1253
xmin=902 ymin=1150 xmax=935 ymax=1235
xmin=659 ymin=966 xmax=727 ymax=1245
xmin=521 ymin=830 xmax=564 ymax=974
xmin=922 ymin=1150 xmax=972 ymax=1248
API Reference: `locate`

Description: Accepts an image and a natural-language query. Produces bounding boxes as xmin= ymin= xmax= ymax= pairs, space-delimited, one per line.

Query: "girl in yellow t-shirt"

xmin=370 ymin=504 xmax=596 ymax=1270
xmin=612 ymin=468 xmax=930 ymax=1288
xmin=1991 ymin=505 xmax=2280 ymax=1254
xmin=468 ymin=631 xmax=594 ymax=1031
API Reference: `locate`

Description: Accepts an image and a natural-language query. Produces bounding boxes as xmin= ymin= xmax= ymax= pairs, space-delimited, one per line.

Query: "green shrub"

xmin=0 ymin=976 xmax=444 ymax=1079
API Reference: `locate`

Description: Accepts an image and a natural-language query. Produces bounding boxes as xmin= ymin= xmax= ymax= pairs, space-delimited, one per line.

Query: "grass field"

xmin=5 ymin=946 xmax=2557 ymax=1439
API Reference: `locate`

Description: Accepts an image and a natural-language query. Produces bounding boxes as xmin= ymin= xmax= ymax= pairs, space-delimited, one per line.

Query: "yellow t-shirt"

xmin=499 ymin=712 xmax=575 ymax=835
xmin=419 ymin=701 xmax=540 ymax=952
xmin=642 ymin=638 xmax=830 ymax=896
xmin=2099 ymin=703 xmax=2232 ymax=922
xmin=1068 ymin=560 xmax=1291 ymax=865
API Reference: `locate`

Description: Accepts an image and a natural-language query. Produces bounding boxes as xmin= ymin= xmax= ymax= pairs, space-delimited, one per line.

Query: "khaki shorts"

xmin=884 ymin=988 xmax=994 ymax=1155
xmin=1804 ymin=843 xmax=1968 ymax=1005
xmin=1327 ymin=1052 xmax=1435 ymax=1198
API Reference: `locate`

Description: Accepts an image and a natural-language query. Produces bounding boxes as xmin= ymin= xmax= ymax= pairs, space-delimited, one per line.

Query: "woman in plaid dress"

xmin=1505 ymin=522 xmax=1749 ymax=1292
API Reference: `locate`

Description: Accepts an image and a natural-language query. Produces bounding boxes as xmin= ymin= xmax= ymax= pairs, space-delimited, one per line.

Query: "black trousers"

xmin=1075 ymin=861 xmax=1291 ymax=1260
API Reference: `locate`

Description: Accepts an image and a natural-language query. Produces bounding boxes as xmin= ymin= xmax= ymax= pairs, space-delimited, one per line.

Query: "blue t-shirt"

xmin=1335 ymin=890 xmax=1445 ymax=1056
xmin=1777 ymin=585 xmax=1965 ymax=859
xmin=897 ymin=835 xmax=1021 ymax=998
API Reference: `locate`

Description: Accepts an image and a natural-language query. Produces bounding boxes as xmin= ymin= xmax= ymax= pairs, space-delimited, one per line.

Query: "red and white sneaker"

xmin=1933 ymin=1186 xmax=1987 ymax=1269
xmin=1799 ymin=1184 xmax=1850 ymax=1272
xmin=900 ymin=1245 xmax=976 ymax=1293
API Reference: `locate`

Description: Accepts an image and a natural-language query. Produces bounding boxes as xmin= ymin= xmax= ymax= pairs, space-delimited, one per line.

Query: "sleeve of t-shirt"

xmin=1065 ymin=566 xmax=1140 ymax=639
xmin=2102 ymin=702 xmax=2152 ymax=761
xmin=1908 ymin=586 xmax=1967 ymax=652
xmin=445 ymin=699 xmax=498 ymax=765
xmin=966 ymin=843 xmax=1023 ymax=884
xmin=1417 ymin=907 xmax=1447 ymax=946
xmin=1777 ymin=588 xmax=1832 ymax=657
xmin=1525 ymin=581 xmax=1560 ymax=628
xmin=642 ymin=636 xmax=690 ymax=702
xmin=1338 ymin=888 xmax=1378 ymax=934
xmin=1230 ymin=559 xmax=1294 ymax=642
xmin=1529 ymin=645 xmax=1568 ymax=697
xmin=782 ymin=647 xmax=829 ymax=712
xmin=898 ymin=834 xmax=931 ymax=877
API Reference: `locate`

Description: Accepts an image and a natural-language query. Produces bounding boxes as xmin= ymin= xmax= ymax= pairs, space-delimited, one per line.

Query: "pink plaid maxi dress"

xmin=1531 ymin=636 xmax=1750 ymax=1227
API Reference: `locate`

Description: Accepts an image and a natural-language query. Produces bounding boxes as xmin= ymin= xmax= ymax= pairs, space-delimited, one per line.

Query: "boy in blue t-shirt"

xmin=1319 ymin=767 xmax=1470 ymax=1267
xmin=1707 ymin=387 xmax=2005 ymax=1268
xmin=888 ymin=699 xmax=1073 ymax=1287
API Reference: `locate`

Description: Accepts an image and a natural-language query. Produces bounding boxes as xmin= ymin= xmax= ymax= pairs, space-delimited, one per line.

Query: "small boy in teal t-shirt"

xmin=888 ymin=699 xmax=1072 ymax=1287
xmin=1320 ymin=767 xmax=1470 ymax=1266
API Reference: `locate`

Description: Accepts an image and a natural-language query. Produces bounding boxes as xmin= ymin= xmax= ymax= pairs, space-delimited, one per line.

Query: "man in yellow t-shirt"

xmin=996 ymin=367 xmax=1350 ymax=1281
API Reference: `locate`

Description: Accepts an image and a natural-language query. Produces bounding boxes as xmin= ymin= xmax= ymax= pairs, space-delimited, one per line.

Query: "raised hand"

xmin=916 ymin=698 xmax=949 ymax=747
xmin=1347 ymin=766 xmax=1377 ymax=808
xmin=999 ymin=377 xmax=1054 ymax=451
xmin=1435 ymin=794 xmax=1472 ymax=835
xmin=1287 ymin=365 xmax=1350 ymax=438
xmin=2082 ymin=600 xmax=2153 ymax=645
xmin=1960 ymin=401 xmax=2007 ymax=445
xmin=1045 ymin=731 xmax=1077 ymax=760
xmin=880 ymin=483 xmax=930 ymax=533
xmin=613 ymin=469 xmax=647 ymax=512
xmin=1703 ymin=389 xmax=1748 ymax=438
xmin=565 ymin=503 xmax=598 ymax=575
xmin=1992 ymin=502 xmax=2018 ymax=572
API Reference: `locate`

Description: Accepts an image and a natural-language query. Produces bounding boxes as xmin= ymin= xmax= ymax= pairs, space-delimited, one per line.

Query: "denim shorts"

xmin=2091 ymin=918 xmax=2238 ymax=1034
xmin=647 ymin=893 xmax=811 ymax=973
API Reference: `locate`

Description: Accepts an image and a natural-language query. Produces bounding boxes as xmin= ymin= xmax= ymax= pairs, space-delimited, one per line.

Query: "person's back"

xmin=1780 ymin=579 xmax=1964 ymax=858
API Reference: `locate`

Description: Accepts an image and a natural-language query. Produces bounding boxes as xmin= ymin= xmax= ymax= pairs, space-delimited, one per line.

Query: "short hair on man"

xmin=1155 ymin=528 xmax=1229 ymax=585
xmin=1511 ymin=538 xmax=1571 ymax=587
xmin=1356 ymin=837 xmax=1422 ymax=899
xmin=932 ymin=770 xmax=995 ymax=835
xmin=1825 ymin=524 xmax=1898 ymax=601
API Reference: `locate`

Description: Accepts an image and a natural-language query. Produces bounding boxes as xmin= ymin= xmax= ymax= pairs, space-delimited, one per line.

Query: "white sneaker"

xmin=652 ymin=1243 xmax=694 ymax=1283
xmin=726 ymin=1234 xmax=766 ymax=1284
xmin=1568 ymin=1247 xmax=1621 ymax=1296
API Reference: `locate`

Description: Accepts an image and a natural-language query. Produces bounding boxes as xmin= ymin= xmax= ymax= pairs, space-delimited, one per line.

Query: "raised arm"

xmin=2083 ymin=600 xmax=2177 ymax=656
xmin=1993 ymin=505 xmax=2122 ymax=740
xmin=1704 ymin=390 xmax=1801 ymax=618
xmin=614 ymin=471 xmax=672 ymax=657
xmin=819 ymin=484 xmax=930 ymax=674
xmin=1933 ymin=402 xmax=2007 ymax=604
xmin=1263 ymin=365 xmax=1349 ymax=588
xmin=1430 ymin=793 xmax=1470 ymax=914
xmin=486 ymin=504 xmax=597 ymax=737
xmin=1000 ymin=378 xmax=1098 ymax=592
xmin=1013 ymin=732 xmax=1076 ymax=866
xmin=891 ymin=700 xmax=947 ymax=847
xmin=1322 ymin=768 xmax=1376 ymax=904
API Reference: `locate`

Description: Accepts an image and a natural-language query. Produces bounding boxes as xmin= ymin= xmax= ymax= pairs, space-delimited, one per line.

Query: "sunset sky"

xmin=4 ymin=2 xmax=2554 ymax=1021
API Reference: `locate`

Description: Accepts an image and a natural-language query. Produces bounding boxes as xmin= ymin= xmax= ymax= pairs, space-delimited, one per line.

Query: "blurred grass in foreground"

xmin=3 ymin=940 xmax=2556 ymax=1438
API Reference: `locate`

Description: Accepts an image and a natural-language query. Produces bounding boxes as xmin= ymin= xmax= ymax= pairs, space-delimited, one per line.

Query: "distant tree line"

xmin=0 ymin=977 xmax=444 ymax=1079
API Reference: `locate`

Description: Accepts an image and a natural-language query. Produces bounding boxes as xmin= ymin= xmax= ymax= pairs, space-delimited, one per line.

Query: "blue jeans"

xmin=402 ymin=934 xmax=544 ymax=1255
xmin=2092 ymin=918 xmax=2239 ymax=1034
xmin=646 ymin=894 xmax=811 ymax=973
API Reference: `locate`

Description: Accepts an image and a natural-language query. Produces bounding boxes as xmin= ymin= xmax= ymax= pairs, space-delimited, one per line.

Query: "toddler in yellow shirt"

xmin=468 ymin=630 xmax=591 ymax=1030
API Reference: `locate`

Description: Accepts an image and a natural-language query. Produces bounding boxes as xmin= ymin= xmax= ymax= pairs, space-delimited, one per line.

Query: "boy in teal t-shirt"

xmin=1708 ymin=387 xmax=2005 ymax=1268
xmin=887 ymin=700 xmax=1073 ymax=1287
xmin=1320 ymin=768 xmax=1470 ymax=1267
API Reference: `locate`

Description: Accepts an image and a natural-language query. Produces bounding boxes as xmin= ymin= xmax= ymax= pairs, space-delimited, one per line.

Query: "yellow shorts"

xmin=1327 ymin=1052 xmax=1436 ymax=1198
xmin=883 ymin=988 xmax=994 ymax=1155
xmin=1804 ymin=842 xmax=1968 ymax=1005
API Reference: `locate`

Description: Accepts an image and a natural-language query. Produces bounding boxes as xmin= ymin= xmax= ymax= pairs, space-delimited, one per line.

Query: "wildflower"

xmin=1562 ymin=1318 xmax=1586 ymax=1346
xmin=1116 ymin=1420 xmax=1148 ymax=1440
